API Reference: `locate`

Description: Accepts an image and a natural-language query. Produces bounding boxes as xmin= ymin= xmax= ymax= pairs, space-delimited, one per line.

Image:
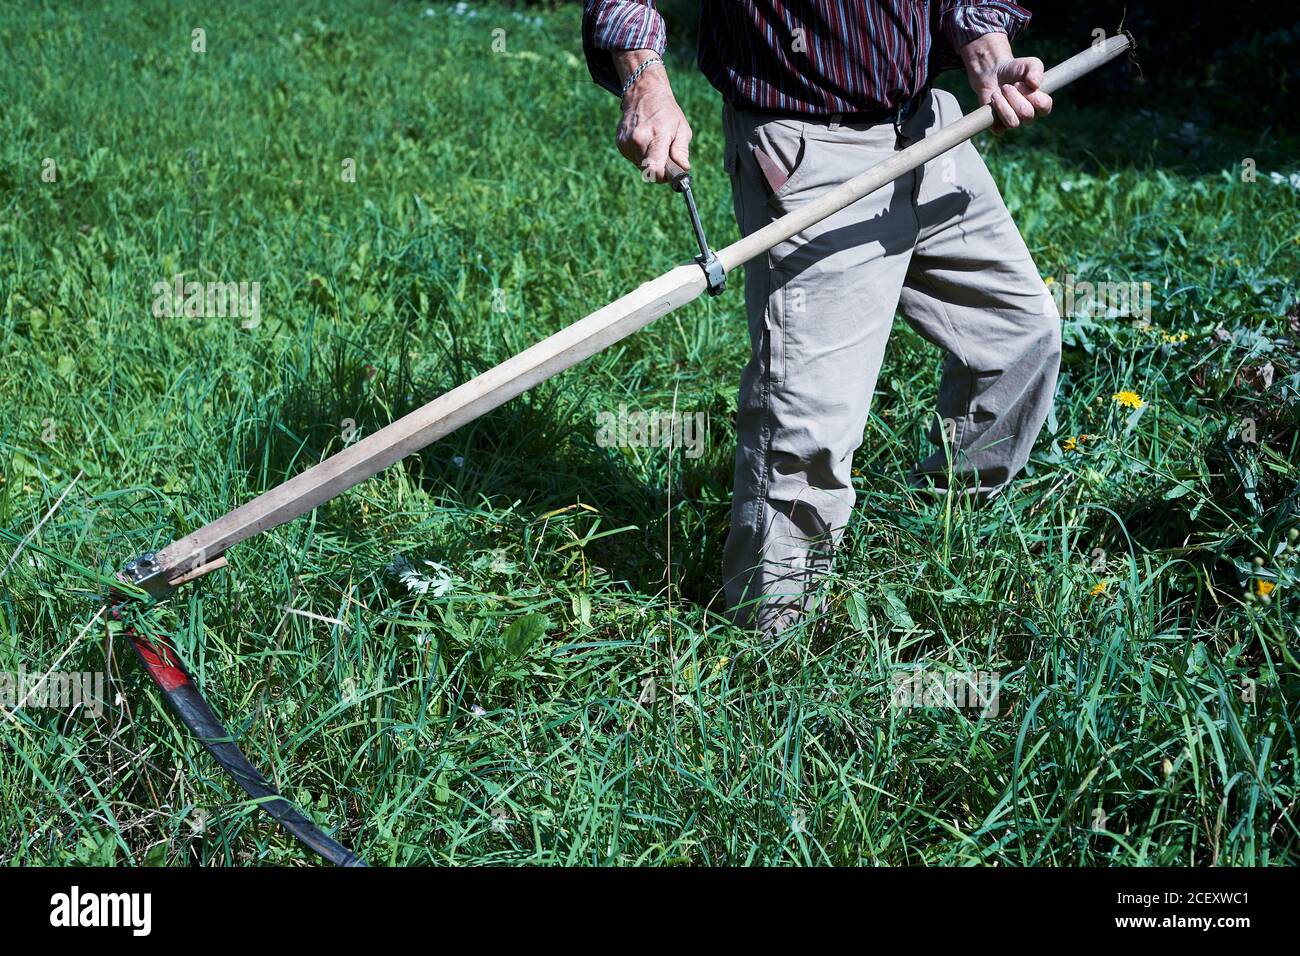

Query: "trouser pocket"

xmin=758 ymin=123 xmax=810 ymax=212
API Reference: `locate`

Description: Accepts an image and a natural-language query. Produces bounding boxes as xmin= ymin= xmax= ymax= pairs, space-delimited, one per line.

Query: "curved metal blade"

xmin=120 ymin=613 xmax=366 ymax=867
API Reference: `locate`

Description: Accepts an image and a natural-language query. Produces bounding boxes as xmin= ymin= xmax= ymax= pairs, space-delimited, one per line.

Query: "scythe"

xmin=110 ymin=35 xmax=1133 ymax=866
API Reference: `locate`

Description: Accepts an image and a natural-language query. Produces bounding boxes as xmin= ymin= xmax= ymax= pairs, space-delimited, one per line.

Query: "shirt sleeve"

xmin=932 ymin=2 xmax=1032 ymax=73
xmin=582 ymin=0 xmax=668 ymax=97
xmin=939 ymin=2 xmax=1032 ymax=49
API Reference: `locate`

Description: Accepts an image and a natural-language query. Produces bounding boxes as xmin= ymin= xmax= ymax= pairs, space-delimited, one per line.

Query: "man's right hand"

xmin=613 ymin=49 xmax=692 ymax=184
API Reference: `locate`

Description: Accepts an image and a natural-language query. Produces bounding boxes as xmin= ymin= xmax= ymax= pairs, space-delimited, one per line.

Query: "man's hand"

xmin=613 ymin=49 xmax=692 ymax=183
xmin=959 ymin=32 xmax=1052 ymax=135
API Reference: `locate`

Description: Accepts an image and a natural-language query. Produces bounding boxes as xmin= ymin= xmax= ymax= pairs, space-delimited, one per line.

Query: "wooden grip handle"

xmin=664 ymin=159 xmax=691 ymax=191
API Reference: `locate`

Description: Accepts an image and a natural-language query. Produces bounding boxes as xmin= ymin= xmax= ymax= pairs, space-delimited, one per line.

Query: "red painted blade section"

xmin=110 ymin=604 xmax=367 ymax=866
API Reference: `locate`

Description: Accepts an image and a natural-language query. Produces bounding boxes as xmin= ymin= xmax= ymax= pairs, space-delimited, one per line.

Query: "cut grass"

xmin=1 ymin=0 xmax=1298 ymax=865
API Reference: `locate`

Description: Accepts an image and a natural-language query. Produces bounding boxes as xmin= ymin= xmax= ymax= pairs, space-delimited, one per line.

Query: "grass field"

xmin=2 ymin=1 xmax=1298 ymax=866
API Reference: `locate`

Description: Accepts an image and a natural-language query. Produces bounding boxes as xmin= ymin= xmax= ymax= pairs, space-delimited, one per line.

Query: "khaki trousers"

xmin=720 ymin=89 xmax=1061 ymax=633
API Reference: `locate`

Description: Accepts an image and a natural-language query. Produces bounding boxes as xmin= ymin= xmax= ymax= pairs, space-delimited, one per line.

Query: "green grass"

xmin=2 ymin=0 xmax=1298 ymax=866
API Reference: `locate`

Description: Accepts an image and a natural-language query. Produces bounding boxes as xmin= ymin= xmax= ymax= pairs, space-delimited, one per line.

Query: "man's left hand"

xmin=959 ymin=33 xmax=1052 ymax=134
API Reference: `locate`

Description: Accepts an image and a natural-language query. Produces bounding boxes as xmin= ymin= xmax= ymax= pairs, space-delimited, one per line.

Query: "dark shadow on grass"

xmin=233 ymin=329 xmax=736 ymax=608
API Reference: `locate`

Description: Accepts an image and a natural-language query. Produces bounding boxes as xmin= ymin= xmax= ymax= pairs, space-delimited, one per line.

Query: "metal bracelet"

xmin=619 ymin=56 xmax=663 ymax=99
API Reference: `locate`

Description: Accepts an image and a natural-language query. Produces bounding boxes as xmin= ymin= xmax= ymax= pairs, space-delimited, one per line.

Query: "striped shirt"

xmin=583 ymin=1 xmax=1032 ymax=115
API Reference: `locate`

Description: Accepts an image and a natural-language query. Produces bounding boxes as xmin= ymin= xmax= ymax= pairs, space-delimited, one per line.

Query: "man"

xmin=582 ymin=2 xmax=1060 ymax=634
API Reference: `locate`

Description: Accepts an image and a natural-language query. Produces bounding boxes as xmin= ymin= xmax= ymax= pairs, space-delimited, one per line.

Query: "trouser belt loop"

xmin=828 ymin=112 xmax=842 ymax=131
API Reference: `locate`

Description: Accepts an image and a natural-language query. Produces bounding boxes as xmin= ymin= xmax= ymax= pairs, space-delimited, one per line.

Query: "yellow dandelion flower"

xmin=1088 ymin=581 xmax=1108 ymax=597
xmin=1063 ymin=436 xmax=1077 ymax=452
xmin=1044 ymin=276 xmax=1055 ymax=286
xmin=1256 ymin=580 xmax=1276 ymax=598
xmin=1112 ymin=390 xmax=1145 ymax=410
